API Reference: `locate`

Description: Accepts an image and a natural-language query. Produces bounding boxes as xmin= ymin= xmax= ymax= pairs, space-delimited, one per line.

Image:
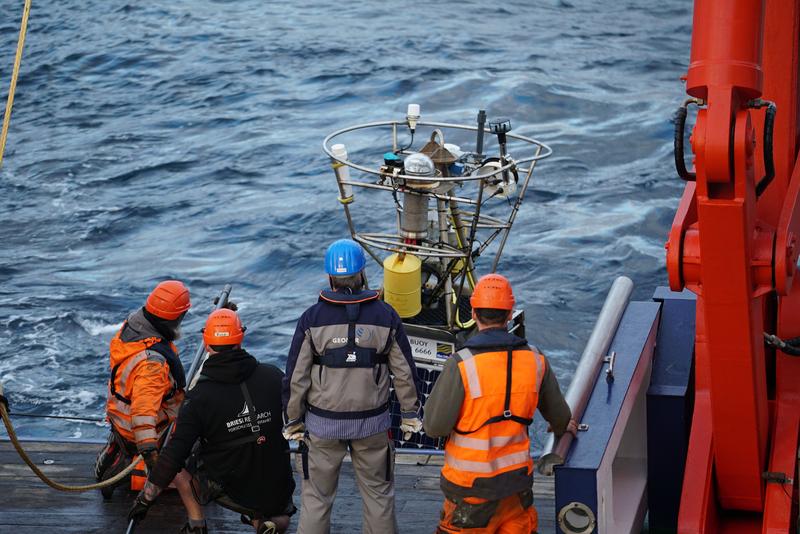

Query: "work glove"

xmin=223 ymin=300 xmax=238 ymax=311
xmin=282 ymin=420 xmax=306 ymax=442
xmin=140 ymin=448 xmax=159 ymax=473
xmin=399 ymin=415 xmax=423 ymax=440
xmin=127 ymin=492 xmax=155 ymax=523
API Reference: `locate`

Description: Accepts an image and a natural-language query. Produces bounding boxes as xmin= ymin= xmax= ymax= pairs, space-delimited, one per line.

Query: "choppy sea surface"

xmin=0 ymin=0 xmax=692 ymax=443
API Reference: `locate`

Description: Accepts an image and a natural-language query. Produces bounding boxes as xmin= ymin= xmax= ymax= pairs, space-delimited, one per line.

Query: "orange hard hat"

xmin=470 ymin=274 xmax=515 ymax=311
xmin=203 ymin=309 xmax=244 ymax=347
xmin=145 ymin=280 xmax=191 ymax=320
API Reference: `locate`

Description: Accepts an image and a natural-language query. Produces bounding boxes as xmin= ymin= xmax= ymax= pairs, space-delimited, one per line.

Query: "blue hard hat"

xmin=325 ymin=239 xmax=366 ymax=276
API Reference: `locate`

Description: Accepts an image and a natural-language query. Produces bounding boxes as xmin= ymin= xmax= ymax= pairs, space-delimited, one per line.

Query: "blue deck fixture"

xmin=646 ymin=288 xmax=695 ymax=533
xmin=554 ymin=300 xmax=661 ymax=533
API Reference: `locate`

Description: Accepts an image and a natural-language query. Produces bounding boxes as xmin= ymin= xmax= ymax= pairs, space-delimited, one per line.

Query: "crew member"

xmin=423 ymin=274 xmax=577 ymax=534
xmin=283 ymin=238 xmax=422 ymax=534
xmin=95 ymin=280 xmax=193 ymax=502
xmin=128 ymin=308 xmax=296 ymax=534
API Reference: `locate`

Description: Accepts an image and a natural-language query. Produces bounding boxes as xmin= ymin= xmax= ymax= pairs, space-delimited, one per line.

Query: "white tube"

xmin=537 ymin=276 xmax=634 ymax=476
xmin=331 ymin=143 xmax=354 ymax=202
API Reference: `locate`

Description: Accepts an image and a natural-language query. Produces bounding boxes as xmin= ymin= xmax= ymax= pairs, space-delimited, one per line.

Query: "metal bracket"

xmin=577 ymin=423 xmax=590 ymax=432
xmin=763 ymin=471 xmax=794 ymax=485
xmin=604 ymin=351 xmax=616 ymax=383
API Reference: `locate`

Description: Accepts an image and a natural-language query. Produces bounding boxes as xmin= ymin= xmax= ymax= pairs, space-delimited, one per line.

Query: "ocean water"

xmin=0 ymin=0 xmax=693 ymax=441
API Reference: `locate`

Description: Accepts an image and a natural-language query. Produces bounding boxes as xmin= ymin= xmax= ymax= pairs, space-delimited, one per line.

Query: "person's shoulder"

xmin=255 ymin=362 xmax=284 ymax=377
xmin=299 ymin=298 xmax=331 ymax=325
xmin=184 ymin=385 xmax=209 ymax=409
xmin=367 ymin=298 xmax=401 ymax=324
xmin=138 ymin=349 xmax=168 ymax=368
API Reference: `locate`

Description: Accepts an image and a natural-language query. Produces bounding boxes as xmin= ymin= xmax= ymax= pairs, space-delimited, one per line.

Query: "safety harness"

xmin=454 ymin=348 xmax=534 ymax=435
xmin=307 ymin=296 xmax=394 ymax=420
xmin=311 ymin=302 xmax=392 ymax=368
xmin=109 ymin=340 xmax=181 ymax=405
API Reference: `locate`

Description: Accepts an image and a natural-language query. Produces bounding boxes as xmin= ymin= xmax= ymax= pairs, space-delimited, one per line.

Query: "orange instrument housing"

xmin=666 ymin=0 xmax=800 ymax=531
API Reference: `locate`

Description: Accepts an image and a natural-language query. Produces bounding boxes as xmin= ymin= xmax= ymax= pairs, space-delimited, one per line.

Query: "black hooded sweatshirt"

xmin=149 ymin=348 xmax=294 ymax=515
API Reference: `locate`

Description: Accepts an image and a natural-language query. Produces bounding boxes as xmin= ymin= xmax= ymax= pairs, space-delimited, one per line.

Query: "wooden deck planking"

xmin=0 ymin=440 xmax=556 ymax=533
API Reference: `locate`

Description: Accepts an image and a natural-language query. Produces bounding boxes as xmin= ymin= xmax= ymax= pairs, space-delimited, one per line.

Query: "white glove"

xmin=282 ymin=420 xmax=306 ymax=442
xmin=400 ymin=416 xmax=423 ymax=440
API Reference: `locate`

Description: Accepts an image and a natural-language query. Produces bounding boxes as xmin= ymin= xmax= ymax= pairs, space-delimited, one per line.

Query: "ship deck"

xmin=0 ymin=440 xmax=556 ymax=533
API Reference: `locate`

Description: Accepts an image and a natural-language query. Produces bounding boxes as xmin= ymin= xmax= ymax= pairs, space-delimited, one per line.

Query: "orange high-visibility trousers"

xmin=436 ymin=492 xmax=537 ymax=534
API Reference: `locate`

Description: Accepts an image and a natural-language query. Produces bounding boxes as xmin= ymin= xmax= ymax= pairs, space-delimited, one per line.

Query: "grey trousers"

xmin=297 ymin=431 xmax=398 ymax=534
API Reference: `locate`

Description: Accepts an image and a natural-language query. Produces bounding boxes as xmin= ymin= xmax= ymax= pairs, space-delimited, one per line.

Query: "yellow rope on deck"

xmin=0 ymin=383 xmax=142 ymax=492
xmin=0 ymin=0 xmax=32 ymax=169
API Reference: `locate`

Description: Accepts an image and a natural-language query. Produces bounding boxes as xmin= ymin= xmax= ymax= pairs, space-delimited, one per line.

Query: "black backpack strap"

xmin=311 ymin=302 xmax=389 ymax=367
xmin=312 ymin=353 xmax=389 ymax=366
xmin=307 ymin=401 xmax=390 ymax=420
xmin=345 ymin=303 xmax=360 ymax=350
xmin=109 ymin=363 xmax=131 ymax=405
xmin=202 ymin=381 xmax=265 ymax=454
xmin=148 ymin=340 xmax=187 ymax=390
xmin=239 ymin=381 xmax=261 ymax=435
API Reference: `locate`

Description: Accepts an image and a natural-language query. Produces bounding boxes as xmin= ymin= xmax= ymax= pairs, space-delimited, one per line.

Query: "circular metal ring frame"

xmin=354 ymin=233 xmax=467 ymax=258
xmin=557 ymin=501 xmax=597 ymax=534
xmin=323 ymin=120 xmax=553 ymax=184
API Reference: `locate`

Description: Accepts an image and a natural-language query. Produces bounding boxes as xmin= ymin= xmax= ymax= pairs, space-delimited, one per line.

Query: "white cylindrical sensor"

xmin=406 ymin=103 xmax=420 ymax=131
xmin=331 ymin=143 xmax=353 ymax=202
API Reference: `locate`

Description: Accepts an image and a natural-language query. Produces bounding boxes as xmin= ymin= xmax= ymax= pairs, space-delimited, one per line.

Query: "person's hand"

xmin=399 ymin=416 xmax=423 ymax=440
xmin=127 ymin=492 xmax=154 ymax=523
xmin=140 ymin=448 xmax=159 ymax=472
xmin=546 ymin=419 xmax=579 ymax=438
xmin=565 ymin=419 xmax=578 ymax=437
xmin=282 ymin=420 xmax=306 ymax=442
xmin=223 ymin=301 xmax=238 ymax=311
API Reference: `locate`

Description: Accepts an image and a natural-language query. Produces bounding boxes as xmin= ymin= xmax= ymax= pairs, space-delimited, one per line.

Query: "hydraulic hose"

xmin=0 ymin=382 xmax=142 ymax=492
xmin=673 ymin=98 xmax=704 ymax=181
xmin=753 ymin=100 xmax=777 ymax=197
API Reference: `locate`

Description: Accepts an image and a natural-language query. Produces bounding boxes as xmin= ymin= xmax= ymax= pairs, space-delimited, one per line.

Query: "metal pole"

xmin=437 ymin=199 xmax=454 ymax=327
xmin=454 ymin=179 xmax=485 ymax=314
xmin=126 ymin=284 xmax=232 ymax=534
xmin=537 ymin=276 xmax=634 ymax=476
xmin=491 ymin=145 xmax=542 ymax=273
xmin=186 ymin=284 xmax=232 ymax=386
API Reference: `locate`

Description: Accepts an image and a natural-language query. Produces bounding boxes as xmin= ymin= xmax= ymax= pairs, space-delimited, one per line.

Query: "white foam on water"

xmin=77 ymin=319 xmax=123 ymax=337
xmin=74 ymin=389 xmax=98 ymax=406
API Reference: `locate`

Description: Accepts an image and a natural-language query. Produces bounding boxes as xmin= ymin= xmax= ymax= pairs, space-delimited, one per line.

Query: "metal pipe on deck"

xmin=537 ymin=276 xmax=633 ymax=476
xmin=186 ymin=284 xmax=232 ymax=390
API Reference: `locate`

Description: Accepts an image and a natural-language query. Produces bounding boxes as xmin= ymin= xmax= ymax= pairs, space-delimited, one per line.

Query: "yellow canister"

xmin=383 ymin=253 xmax=422 ymax=318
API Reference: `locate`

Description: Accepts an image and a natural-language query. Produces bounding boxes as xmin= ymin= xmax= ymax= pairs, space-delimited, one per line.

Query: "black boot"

xmin=257 ymin=521 xmax=277 ymax=534
xmin=179 ymin=522 xmax=208 ymax=534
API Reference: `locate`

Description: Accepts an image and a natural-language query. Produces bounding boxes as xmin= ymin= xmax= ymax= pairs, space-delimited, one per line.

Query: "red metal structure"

xmin=666 ymin=0 xmax=800 ymax=531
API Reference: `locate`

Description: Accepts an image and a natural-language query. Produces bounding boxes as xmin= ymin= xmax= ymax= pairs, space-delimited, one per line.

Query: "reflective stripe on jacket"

xmin=441 ymin=345 xmax=546 ymax=497
xmin=105 ymin=314 xmax=183 ymax=450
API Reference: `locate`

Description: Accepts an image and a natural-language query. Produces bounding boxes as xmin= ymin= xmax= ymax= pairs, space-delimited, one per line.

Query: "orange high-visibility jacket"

xmin=105 ymin=310 xmax=183 ymax=451
xmin=441 ymin=345 xmax=546 ymax=497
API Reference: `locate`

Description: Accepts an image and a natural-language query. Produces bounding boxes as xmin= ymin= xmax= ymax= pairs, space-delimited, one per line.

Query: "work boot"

xmin=100 ymin=484 xmax=115 ymax=501
xmin=179 ymin=522 xmax=208 ymax=534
